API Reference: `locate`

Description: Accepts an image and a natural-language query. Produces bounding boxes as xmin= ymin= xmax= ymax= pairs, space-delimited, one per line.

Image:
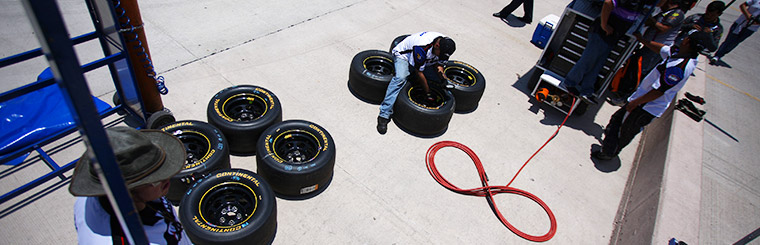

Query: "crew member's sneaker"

xmin=580 ymin=94 xmax=597 ymax=105
xmin=376 ymin=116 xmax=390 ymax=135
xmin=709 ymin=56 xmax=720 ymax=64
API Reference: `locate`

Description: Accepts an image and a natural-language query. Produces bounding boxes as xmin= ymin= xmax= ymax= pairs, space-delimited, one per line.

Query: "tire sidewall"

xmin=160 ymin=120 xmax=231 ymax=203
xmin=348 ymin=50 xmax=395 ymax=104
xmin=207 ymin=85 xmax=283 ymax=155
xmin=393 ymin=82 xmax=455 ymax=136
xmin=256 ymin=120 xmax=336 ymax=197
xmin=444 ymin=60 xmax=486 ymax=112
xmin=179 ymin=169 xmax=277 ymax=245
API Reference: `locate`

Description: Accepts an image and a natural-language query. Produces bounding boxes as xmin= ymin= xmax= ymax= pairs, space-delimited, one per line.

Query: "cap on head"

xmin=706 ymin=0 xmax=725 ymax=12
xmin=438 ymin=37 xmax=456 ymax=61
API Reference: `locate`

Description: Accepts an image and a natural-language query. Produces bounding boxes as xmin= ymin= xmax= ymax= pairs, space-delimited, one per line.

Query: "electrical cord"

xmin=113 ymin=0 xmax=168 ymax=95
xmin=425 ymin=98 xmax=576 ymax=242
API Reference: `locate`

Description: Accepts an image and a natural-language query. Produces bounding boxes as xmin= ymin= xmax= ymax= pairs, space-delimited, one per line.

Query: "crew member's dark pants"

xmin=601 ymin=105 xmax=656 ymax=155
xmin=498 ymin=0 xmax=534 ymax=21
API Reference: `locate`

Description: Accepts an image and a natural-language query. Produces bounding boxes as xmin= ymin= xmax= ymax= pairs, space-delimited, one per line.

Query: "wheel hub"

xmin=224 ymin=94 xmax=266 ymax=122
xmin=201 ymin=184 xmax=256 ymax=227
xmin=273 ymin=130 xmax=320 ymax=164
xmin=364 ymin=56 xmax=394 ymax=76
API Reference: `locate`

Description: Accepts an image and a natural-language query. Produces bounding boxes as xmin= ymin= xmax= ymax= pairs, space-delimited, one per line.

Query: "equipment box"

xmin=527 ymin=8 xmax=638 ymax=115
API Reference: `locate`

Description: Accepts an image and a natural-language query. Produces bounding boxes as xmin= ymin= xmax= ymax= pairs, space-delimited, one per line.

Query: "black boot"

xmin=377 ymin=116 xmax=390 ymax=134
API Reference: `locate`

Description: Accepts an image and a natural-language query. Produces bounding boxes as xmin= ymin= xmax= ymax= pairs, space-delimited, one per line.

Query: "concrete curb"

xmin=611 ymin=56 xmax=706 ymax=244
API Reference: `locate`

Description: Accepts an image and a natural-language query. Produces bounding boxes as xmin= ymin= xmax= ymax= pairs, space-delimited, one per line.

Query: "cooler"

xmin=531 ymin=14 xmax=560 ymax=49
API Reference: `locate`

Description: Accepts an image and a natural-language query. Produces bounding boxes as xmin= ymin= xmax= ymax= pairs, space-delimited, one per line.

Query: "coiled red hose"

xmin=425 ymin=98 xmax=575 ymax=242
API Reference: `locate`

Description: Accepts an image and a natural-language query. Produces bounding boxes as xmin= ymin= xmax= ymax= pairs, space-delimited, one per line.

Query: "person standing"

xmin=493 ymin=0 xmax=534 ymax=24
xmin=593 ymin=30 xmax=716 ymax=160
xmin=70 ymin=127 xmax=192 ymax=244
xmin=561 ymin=0 xmax=659 ymax=104
xmin=710 ymin=0 xmax=760 ymax=63
xmin=376 ymin=32 xmax=456 ymax=135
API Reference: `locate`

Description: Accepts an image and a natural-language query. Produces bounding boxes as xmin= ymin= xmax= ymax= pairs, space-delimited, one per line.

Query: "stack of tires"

xmin=171 ymin=85 xmax=336 ymax=244
xmin=348 ymin=35 xmax=486 ymax=136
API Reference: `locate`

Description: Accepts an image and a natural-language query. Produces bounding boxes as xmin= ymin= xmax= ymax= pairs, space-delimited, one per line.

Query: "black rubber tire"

xmin=444 ymin=60 xmax=486 ymax=113
xmin=179 ymin=169 xmax=277 ymax=245
xmin=207 ymin=85 xmax=282 ymax=156
xmin=256 ymin=120 xmax=336 ymax=198
xmin=160 ymin=120 xmax=231 ymax=204
xmin=392 ymin=82 xmax=456 ymax=136
xmin=389 ymin=34 xmax=410 ymax=53
xmin=147 ymin=109 xmax=176 ymax=129
xmin=348 ymin=50 xmax=395 ymax=104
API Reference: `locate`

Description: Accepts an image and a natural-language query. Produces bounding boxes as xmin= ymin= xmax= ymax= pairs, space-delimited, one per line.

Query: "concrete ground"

xmin=0 ymin=0 xmax=756 ymax=244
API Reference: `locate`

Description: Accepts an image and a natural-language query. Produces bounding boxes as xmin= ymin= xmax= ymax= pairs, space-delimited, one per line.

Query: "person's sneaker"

xmin=709 ymin=56 xmax=720 ymax=64
xmin=580 ymin=94 xmax=597 ymax=105
xmin=492 ymin=12 xmax=504 ymax=18
xmin=591 ymin=150 xmax=615 ymax=160
xmin=606 ymin=96 xmax=627 ymax=106
xmin=376 ymin=116 xmax=390 ymax=135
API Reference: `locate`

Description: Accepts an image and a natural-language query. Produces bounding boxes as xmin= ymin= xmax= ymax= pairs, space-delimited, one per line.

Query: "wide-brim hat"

xmin=69 ymin=126 xmax=185 ymax=196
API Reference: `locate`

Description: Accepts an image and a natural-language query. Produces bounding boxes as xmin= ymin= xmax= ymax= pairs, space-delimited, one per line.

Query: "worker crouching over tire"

xmin=376 ymin=31 xmax=456 ymax=135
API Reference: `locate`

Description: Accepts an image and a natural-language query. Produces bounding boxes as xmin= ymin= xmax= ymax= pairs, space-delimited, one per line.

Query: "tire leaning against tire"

xmin=348 ymin=50 xmax=395 ymax=104
xmin=179 ymin=168 xmax=277 ymax=245
xmin=160 ymin=120 xmax=231 ymax=204
xmin=207 ymin=85 xmax=282 ymax=156
xmin=256 ymin=120 xmax=336 ymax=198
xmin=392 ymin=82 xmax=456 ymax=136
xmin=444 ymin=60 xmax=486 ymax=113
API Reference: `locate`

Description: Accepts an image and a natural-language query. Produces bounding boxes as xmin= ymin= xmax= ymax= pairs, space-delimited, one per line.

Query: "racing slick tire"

xmin=392 ymin=82 xmax=455 ymax=136
xmin=256 ymin=120 xmax=336 ymax=198
xmin=207 ymin=85 xmax=282 ymax=156
xmin=179 ymin=169 xmax=277 ymax=245
xmin=443 ymin=60 xmax=486 ymax=113
xmin=348 ymin=50 xmax=395 ymax=104
xmin=160 ymin=120 xmax=231 ymax=204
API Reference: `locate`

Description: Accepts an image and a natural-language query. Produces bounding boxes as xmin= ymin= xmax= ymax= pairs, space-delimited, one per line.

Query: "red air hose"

xmin=425 ymin=98 xmax=576 ymax=242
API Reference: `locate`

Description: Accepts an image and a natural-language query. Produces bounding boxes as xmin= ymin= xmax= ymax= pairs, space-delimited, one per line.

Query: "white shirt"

xmin=628 ymin=46 xmax=697 ymax=117
xmin=391 ymin=31 xmax=447 ymax=71
xmin=74 ymin=196 xmax=192 ymax=245
xmin=732 ymin=0 xmax=760 ymax=33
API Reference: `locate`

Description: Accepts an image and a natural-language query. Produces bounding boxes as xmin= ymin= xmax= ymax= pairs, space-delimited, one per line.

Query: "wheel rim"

xmin=169 ymin=129 xmax=211 ymax=169
xmin=200 ymin=182 xmax=257 ymax=228
xmin=363 ymin=56 xmax=394 ymax=76
xmin=408 ymin=87 xmax=446 ymax=109
xmin=222 ymin=93 xmax=267 ymax=121
xmin=444 ymin=66 xmax=476 ymax=87
xmin=272 ymin=130 xmax=321 ymax=164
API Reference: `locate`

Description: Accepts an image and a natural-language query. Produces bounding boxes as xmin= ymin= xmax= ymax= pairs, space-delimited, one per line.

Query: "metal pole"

xmin=20 ymin=0 xmax=149 ymax=244
xmin=114 ymin=0 xmax=164 ymax=113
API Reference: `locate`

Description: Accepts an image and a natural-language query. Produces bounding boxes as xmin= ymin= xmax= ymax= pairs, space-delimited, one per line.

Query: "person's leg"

xmin=498 ymin=0 xmax=524 ymax=16
xmin=613 ymin=106 xmax=655 ymax=155
xmin=600 ymin=106 xmax=628 ymax=155
xmin=378 ymin=56 xmax=410 ymax=119
xmin=577 ymin=31 xmax=614 ymax=96
xmin=521 ymin=0 xmax=534 ymax=21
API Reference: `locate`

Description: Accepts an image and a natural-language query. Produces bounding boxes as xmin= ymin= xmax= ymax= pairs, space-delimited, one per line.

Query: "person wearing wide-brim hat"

xmin=70 ymin=126 xmax=192 ymax=244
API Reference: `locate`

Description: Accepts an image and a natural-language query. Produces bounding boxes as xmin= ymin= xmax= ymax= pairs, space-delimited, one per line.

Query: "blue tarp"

xmin=0 ymin=68 xmax=112 ymax=165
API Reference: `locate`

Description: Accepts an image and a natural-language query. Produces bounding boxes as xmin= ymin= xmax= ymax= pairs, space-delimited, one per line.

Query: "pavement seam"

xmin=158 ymin=1 xmax=366 ymax=75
